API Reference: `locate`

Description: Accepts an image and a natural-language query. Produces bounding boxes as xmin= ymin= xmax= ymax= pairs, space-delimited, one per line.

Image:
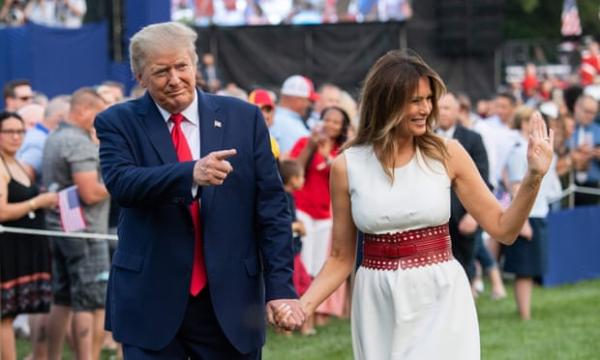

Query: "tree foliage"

xmin=505 ymin=0 xmax=600 ymax=39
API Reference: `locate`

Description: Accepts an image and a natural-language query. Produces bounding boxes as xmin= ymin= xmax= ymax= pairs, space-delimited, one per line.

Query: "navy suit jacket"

xmin=449 ymin=124 xmax=489 ymax=272
xmin=450 ymin=124 xmax=490 ymax=224
xmin=94 ymin=90 xmax=296 ymax=353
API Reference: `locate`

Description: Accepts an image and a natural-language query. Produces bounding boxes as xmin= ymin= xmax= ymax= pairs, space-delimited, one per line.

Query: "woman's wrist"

xmin=28 ymin=198 xmax=37 ymax=211
xmin=299 ymin=297 xmax=314 ymax=314
xmin=523 ymin=170 xmax=543 ymax=191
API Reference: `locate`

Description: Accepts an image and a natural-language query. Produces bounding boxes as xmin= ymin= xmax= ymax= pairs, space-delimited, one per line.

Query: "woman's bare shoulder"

xmin=444 ymin=138 xmax=468 ymax=179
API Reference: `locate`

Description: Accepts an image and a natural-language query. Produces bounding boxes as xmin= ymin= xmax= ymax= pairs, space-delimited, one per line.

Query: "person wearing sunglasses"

xmin=0 ymin=111 xmax=58 ymax=360
xmin=3 ymin=79 xmax=34 ymax=112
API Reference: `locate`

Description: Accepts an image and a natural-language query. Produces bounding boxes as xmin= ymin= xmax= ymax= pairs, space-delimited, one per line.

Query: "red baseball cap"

xmin=248 ymin=89 xmax=274 ymax=109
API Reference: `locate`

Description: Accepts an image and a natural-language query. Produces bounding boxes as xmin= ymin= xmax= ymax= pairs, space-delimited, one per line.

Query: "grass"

xmin=267 ymin=279 xmax=600 ymax=360
xmin=16 ymin=279 xmax=600 ymax=359
xmin=477 ymin=280 xmax=600 ymax=360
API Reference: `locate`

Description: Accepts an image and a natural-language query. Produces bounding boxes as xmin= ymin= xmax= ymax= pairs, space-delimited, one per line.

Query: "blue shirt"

xmin=507 ymin=135 xmax=562 ymax=218
xmin=270 ymin=106 xmax=309 ymax=154
xmin=568 ymin=123 xmax=600 ymax=182
xmin=17 ymin=123 xmax=50 ymax=180
xmin=474 ymin=115 xmax=520 ymax=190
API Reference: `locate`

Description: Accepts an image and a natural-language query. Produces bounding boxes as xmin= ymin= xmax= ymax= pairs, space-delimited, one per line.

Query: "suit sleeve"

xmin=470 ymin=132 xmax=491 ymax=190
xmin=95 ymin=112 xmax=196 ymax=208
xmin=252 ymin=108 xmax=297 ymax=301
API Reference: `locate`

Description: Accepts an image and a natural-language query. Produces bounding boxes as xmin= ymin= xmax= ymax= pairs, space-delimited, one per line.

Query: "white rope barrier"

xmin=547 ymin=169 xmax=600 ymax=207
xmin=0 ymin=225 xmax=297 ymax=242
xmin=0 ymin=225 xmax=118 ymax=241
xmin=559 ymin=184 xmax=600 ymax=197
xmin=549 ymin=184 xmax=600 ymax=204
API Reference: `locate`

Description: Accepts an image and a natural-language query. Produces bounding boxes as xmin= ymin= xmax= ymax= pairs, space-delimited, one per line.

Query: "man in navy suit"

xmin=94 ymin=22 xmax=304 ymax=359
xmin=437 ymin=92 xmax=490 ymax=282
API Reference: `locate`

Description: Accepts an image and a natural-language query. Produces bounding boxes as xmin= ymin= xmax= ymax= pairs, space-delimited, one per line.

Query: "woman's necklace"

xmin=1 ymin=153 xmax=36 ymax=219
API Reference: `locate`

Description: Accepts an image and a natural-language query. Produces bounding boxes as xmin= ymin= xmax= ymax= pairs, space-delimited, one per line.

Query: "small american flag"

xmin=561 ymin=0 xmax=582 ymax=37
xmin=58 ymin=186 xmax=86 ymax=232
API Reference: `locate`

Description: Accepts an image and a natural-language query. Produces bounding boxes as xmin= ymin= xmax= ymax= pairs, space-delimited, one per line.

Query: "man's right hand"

xmin=193 ymin=149 xmax=237 ymax=186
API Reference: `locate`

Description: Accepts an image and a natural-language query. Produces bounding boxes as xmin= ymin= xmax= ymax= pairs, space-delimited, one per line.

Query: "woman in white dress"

xmin=291 ymin=51 xmax=554 ymax=359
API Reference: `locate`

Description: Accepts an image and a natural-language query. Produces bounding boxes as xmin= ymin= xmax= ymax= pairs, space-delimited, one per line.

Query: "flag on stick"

xmin=561 ymin=0 xmax=582 ymax=37
xmin=58 ymin=186 xmax=86 ymax=232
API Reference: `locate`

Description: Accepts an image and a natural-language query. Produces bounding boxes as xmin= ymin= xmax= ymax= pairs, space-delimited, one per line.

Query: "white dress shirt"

xmin=154 ymin=91 xmax=200 ymax=197
xmin=436 ymin=125 xmax=456 ymax=139
xmin=155 ymin=91 xmax=200 ymax=160
xmin=473 ymin=115 xmax=519 ymax=190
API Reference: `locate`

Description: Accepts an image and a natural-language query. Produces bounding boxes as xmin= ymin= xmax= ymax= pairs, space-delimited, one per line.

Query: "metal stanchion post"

xmin=569 ymin=168 xmax=575 ymax=209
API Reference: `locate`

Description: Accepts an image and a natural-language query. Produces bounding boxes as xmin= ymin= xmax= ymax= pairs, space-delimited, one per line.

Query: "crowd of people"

xmin=172 ymin=0 xmax=413 ymax=27
xmin=0 ymin=0 xmax=86 ymax=28
xmin=0 ymin=24 xmax=599 ymax=359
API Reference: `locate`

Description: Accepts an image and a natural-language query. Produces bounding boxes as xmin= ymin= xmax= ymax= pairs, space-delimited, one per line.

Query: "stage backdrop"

xmin=195 ymin=22 xmax=405 ymax=95
xmin=0 ymin=0 xmax=169 ymax=109
xmin=0 ymin=22 xmax=135 ymax=108
xmin=1 ymin=0 xmax=498 ymax=106
xmin=192 ymin=0 xmax=499 ymax=100
xmin=544 ymin=206 xmax=600 ymax=287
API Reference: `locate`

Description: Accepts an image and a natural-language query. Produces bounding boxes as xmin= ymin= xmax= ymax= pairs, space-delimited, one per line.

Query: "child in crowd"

xmin=279 ymin=159 xmax=315 ymax=336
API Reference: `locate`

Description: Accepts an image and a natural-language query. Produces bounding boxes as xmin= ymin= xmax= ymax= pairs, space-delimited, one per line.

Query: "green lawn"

xmin=17 ymin=279 xmax=600 ymax=359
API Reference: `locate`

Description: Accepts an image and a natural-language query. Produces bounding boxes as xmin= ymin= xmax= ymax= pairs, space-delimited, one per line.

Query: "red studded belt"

xmin=361 ymin=223 xmax=453 ymax=270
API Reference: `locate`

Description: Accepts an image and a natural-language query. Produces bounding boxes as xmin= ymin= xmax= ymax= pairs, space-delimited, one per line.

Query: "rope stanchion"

xmin=0 ymin=225 xmax=118 ymax=241
xmin=549 ymin=184 xmax=600 ymax=204
xmin=548 ymin=170 xmax=600 ymax=208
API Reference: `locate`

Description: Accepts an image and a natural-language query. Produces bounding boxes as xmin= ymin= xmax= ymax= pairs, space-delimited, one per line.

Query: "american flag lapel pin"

xmin=214 ymin=119 xmax=222 ymax=128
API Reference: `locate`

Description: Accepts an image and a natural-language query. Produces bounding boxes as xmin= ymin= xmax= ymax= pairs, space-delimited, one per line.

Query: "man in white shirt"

xmin=473 ymin=92 xmax=520 ymax=193
xmin=270 ymin=75 xmax=318 ymax=154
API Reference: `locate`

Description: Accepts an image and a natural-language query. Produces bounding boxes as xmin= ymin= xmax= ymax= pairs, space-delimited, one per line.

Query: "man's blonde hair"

xmin=129 ymin=22 xmax=198 ymax=77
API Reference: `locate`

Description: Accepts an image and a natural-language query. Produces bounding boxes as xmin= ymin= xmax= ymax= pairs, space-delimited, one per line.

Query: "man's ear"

xmin=136 ymin=73 xmax=146 ymax=88
xmin=5 ymin=98 xmax=15 ymax=109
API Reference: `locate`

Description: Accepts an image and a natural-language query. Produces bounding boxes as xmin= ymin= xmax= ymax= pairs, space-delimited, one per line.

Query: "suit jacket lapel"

xmin=453 ymin=124 xmax=465 ymax=143
xmin=139 ymin=93 xmax=178 ymax=164
xmin=197 ymin=90 xmax=223 ymax=213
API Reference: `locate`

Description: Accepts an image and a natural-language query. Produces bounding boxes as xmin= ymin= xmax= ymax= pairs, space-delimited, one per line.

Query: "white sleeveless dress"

xmin=345 ymin=145 xmax=480 ymax=360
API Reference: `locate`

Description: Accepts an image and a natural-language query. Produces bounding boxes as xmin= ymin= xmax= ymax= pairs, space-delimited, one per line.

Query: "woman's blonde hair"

xmin=512 ymin=105 xmax=535 ymax=130
xmin=347 ymin=50 xmax=448 ymax=181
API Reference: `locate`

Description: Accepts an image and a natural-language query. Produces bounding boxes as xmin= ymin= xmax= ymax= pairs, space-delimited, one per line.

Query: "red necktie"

xmin=170 ymin=113 xmax=206 ymax=296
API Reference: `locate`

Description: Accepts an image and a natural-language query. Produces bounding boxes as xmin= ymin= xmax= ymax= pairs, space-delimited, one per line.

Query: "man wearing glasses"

xmin=3 ymin=79 xmax=34 ymax=112
xmin=570 ymin=94 xmax=600 ymax=206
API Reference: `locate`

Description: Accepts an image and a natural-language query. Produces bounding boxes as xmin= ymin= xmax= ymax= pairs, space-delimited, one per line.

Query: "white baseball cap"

xmin=539 ymin=101 xmax=559 ymax=120
xmin=280 ymin=75 xmax=319 ymax=101
xmin=584 ymin=84 xmax=600 ymax=101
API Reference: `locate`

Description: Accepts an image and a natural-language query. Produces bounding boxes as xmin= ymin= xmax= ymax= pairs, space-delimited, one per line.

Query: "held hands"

xmin=527 ymin=112 xmax=554 ymax=178
xmin=193 ymin=149 xmax=237 ymax=186
xmin=593 ymin=146 xmax=600 ymax=160
xmin=266 ymin=299 xmax=306 ymax=331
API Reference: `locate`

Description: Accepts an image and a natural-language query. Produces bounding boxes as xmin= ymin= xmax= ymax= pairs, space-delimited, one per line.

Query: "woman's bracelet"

xmin=28 ymin=199 xmax=37 ymax=211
